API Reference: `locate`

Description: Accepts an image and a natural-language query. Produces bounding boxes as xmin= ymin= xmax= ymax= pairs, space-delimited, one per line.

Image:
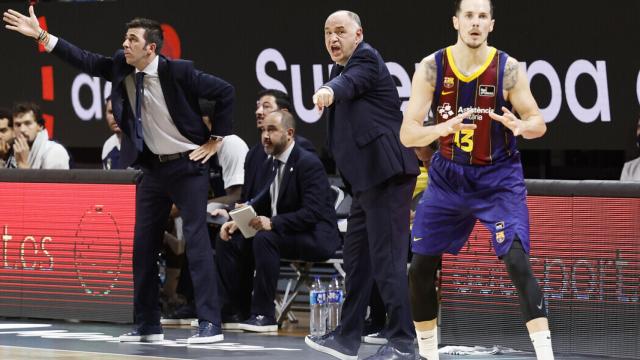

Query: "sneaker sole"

xmin=363 ymin=336 xmax=388 ymax=345
xmin=119 ymin=333 xmax=164 ymax=342
xmin=187 ymin=333 xmax=224 ymax=344
xmin=238 ymin=323 xmax=278 ymax=332
xmin=161 ymin=318 xmax=196 ymax=325
xmin=222 ymin=322 xmax=242 ymax=330
xmin=304 ymin=335 xmax=358 ymax=360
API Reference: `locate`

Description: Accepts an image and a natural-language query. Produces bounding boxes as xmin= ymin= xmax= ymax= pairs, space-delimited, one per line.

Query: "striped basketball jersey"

xmin=432 ymin=47 xmax=515 ymax=165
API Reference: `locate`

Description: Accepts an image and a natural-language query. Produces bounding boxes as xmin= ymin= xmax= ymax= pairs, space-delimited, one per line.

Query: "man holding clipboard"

xmin=217 ymin=111 xmax=340 ymax=332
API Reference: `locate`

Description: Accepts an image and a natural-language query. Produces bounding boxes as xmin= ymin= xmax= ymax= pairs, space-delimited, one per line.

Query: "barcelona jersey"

xmin=432 ymin=47 xmax=515 ymax=165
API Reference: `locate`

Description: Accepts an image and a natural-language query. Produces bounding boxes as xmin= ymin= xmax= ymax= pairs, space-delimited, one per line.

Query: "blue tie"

xmin=134 ymin=72 xmax=146 ymax=153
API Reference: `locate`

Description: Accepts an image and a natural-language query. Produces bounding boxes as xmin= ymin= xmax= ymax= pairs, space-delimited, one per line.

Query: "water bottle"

xmin=327 ymin=275 xmax=343 ymax=332
xmin=309 ymin=276 xmax=327 ymax=336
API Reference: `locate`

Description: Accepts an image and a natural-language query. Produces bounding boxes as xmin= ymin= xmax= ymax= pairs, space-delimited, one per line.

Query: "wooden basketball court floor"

xmin=0 ymin=318 xmax=621 ymax=360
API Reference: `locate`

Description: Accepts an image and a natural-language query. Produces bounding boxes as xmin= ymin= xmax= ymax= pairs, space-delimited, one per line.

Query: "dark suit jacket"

xmin=241 ymin=134 xmax=316 ymax=204
xmin=325 ymin=42 xmax=419 ymax=192
xmin=251 ymin=143 xmax=340 ymax=259
xmin=51 ymin=38 xmax=235 ymax=167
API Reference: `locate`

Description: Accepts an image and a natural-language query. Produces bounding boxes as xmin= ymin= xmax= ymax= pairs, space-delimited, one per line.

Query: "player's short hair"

xmin=12 ymin=102 xmax=43 ymax=126
xmin=454 ymin=0 xmax=494 ymax=17
xmin=271 ymin=110 xmax=296 ymax=131
xmin=0 ymin=107 xmax=11 ymax=126
xmin=126 ymin=18 xmax=163 ymax=54
xmin=257 ymin=89 xmax=293 ymax=112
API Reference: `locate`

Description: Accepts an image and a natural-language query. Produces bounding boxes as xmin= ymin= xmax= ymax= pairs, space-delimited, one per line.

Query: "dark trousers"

xmin=215 ymin=232 xmax=255 ymax=319
xmin=338 ymin=175 xmax=416 ymax=352
xmin=218 ymin=227 xmax=338 ymax=319
xmin=133 ymin=156 xmax=220 ymax=327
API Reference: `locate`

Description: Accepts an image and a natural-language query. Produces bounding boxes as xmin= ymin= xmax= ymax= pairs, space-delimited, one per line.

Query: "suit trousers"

xmin=133 ymin=155 xmax=220 ymax=327
xmin=338 ymin=174 xmax=416 ymax=352
xmin=218 ymin=227 xmax=337 ymax=319
xmin=216 ymin=232 xmax=255 ymax=319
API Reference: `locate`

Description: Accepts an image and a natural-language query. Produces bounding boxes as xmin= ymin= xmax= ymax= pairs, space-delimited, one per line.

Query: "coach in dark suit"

xmin=3 ymin=7 xmax=232 ymax=344
xmin=243 ymin=89 xmax=317 ymax=204
xmin=213 ymin=90 xmax=317 ymax=326
xmin=306 ymin=10 xmax=419 ymax=360
xmin=217 ymin=110 xmax=340 ymax=332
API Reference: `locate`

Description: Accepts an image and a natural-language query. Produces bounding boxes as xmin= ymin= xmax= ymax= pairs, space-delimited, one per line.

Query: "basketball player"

xmin=399 ymin=0 xmax=555 ymax=359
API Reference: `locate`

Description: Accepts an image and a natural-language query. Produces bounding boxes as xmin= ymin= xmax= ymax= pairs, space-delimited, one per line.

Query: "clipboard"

xmin=228 ymin=205 xmax=258 ymax=238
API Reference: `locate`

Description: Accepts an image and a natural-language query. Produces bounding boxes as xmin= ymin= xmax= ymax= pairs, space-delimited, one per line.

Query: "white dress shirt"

xmin=126 ymin=56 xmax=197 ymax=155
xmin=47 ymin=36 xmax=197 ymax=155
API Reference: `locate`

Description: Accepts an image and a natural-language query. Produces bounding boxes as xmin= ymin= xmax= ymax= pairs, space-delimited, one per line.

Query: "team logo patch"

xmin=437 ymin=103 xmax=455 ymax=120
xmin=479 ymin=85 xmax=495 ymax=97
xmin=443 ymin=76 xmax=455 ymax=89
xmin=495 ymin=221 xmax=505 ymax=243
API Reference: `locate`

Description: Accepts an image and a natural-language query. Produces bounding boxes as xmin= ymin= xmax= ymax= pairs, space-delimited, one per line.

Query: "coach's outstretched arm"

xmin=4 ymin=6 xmax=45 ymax=41
xmin=5 ymin=5 xmax=117 ymax=84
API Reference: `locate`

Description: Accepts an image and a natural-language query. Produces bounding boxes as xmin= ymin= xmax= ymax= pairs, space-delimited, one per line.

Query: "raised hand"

xmin=489 ymin=106 xmax=525 ymax=136
xmin=312 ymin=87 xmax=334 ymax=111
xmin=3 ymin=5 xmax=42 ymax=39
xmin=435 ymin=110 xmax=476 ymax=137
xmin=13 ymin=134 xmax=30 ymax=168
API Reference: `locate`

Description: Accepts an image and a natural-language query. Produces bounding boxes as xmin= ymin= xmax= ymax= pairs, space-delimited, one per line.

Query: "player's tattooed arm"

xmin=425 ymin=56 xmax=437 ymax=87
xmin=503 ymin=57 xmax=520 ymax=91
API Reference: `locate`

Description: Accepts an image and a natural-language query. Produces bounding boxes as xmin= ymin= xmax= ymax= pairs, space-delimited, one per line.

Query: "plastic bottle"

xmin=309 ymin=276 xmax=327 ymax=336
xmin=327 ymin=275 xmax=343 ymax=332
xmin=339 ymin=276 xmax=346 ymax=314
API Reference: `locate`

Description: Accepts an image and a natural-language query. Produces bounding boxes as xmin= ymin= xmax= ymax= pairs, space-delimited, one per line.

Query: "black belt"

xmin=157 ymin=151 xmax=192 ymax=163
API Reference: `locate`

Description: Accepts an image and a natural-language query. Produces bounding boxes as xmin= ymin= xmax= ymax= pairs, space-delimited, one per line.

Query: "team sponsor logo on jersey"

xmin=479 ymin=85 xmax=495 ymax=97
xmin=437 ymin=103 xmax=455 ymax=120
xmin=458 ymin=106 xmax=494 ymax=121
xmin=443 ymin=76 xmax=455 ymax=89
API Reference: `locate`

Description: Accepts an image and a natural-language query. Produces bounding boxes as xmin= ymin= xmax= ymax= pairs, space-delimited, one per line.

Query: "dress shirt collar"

xmin=136 ymin=55 xmax=159 ymax=76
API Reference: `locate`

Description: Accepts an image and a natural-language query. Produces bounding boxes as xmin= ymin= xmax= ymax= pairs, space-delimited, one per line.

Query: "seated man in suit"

xmin=243 ymin=89 xmax=316 ymax=202
xmin=217 ymin=110 xmax=340 ymax=332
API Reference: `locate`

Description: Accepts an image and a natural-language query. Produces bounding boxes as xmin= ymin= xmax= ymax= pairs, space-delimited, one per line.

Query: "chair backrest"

xmin=330 ymin=185 xmax=344 ymax=210
xmin=330 ymin=185 xmax=352 ymax=219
